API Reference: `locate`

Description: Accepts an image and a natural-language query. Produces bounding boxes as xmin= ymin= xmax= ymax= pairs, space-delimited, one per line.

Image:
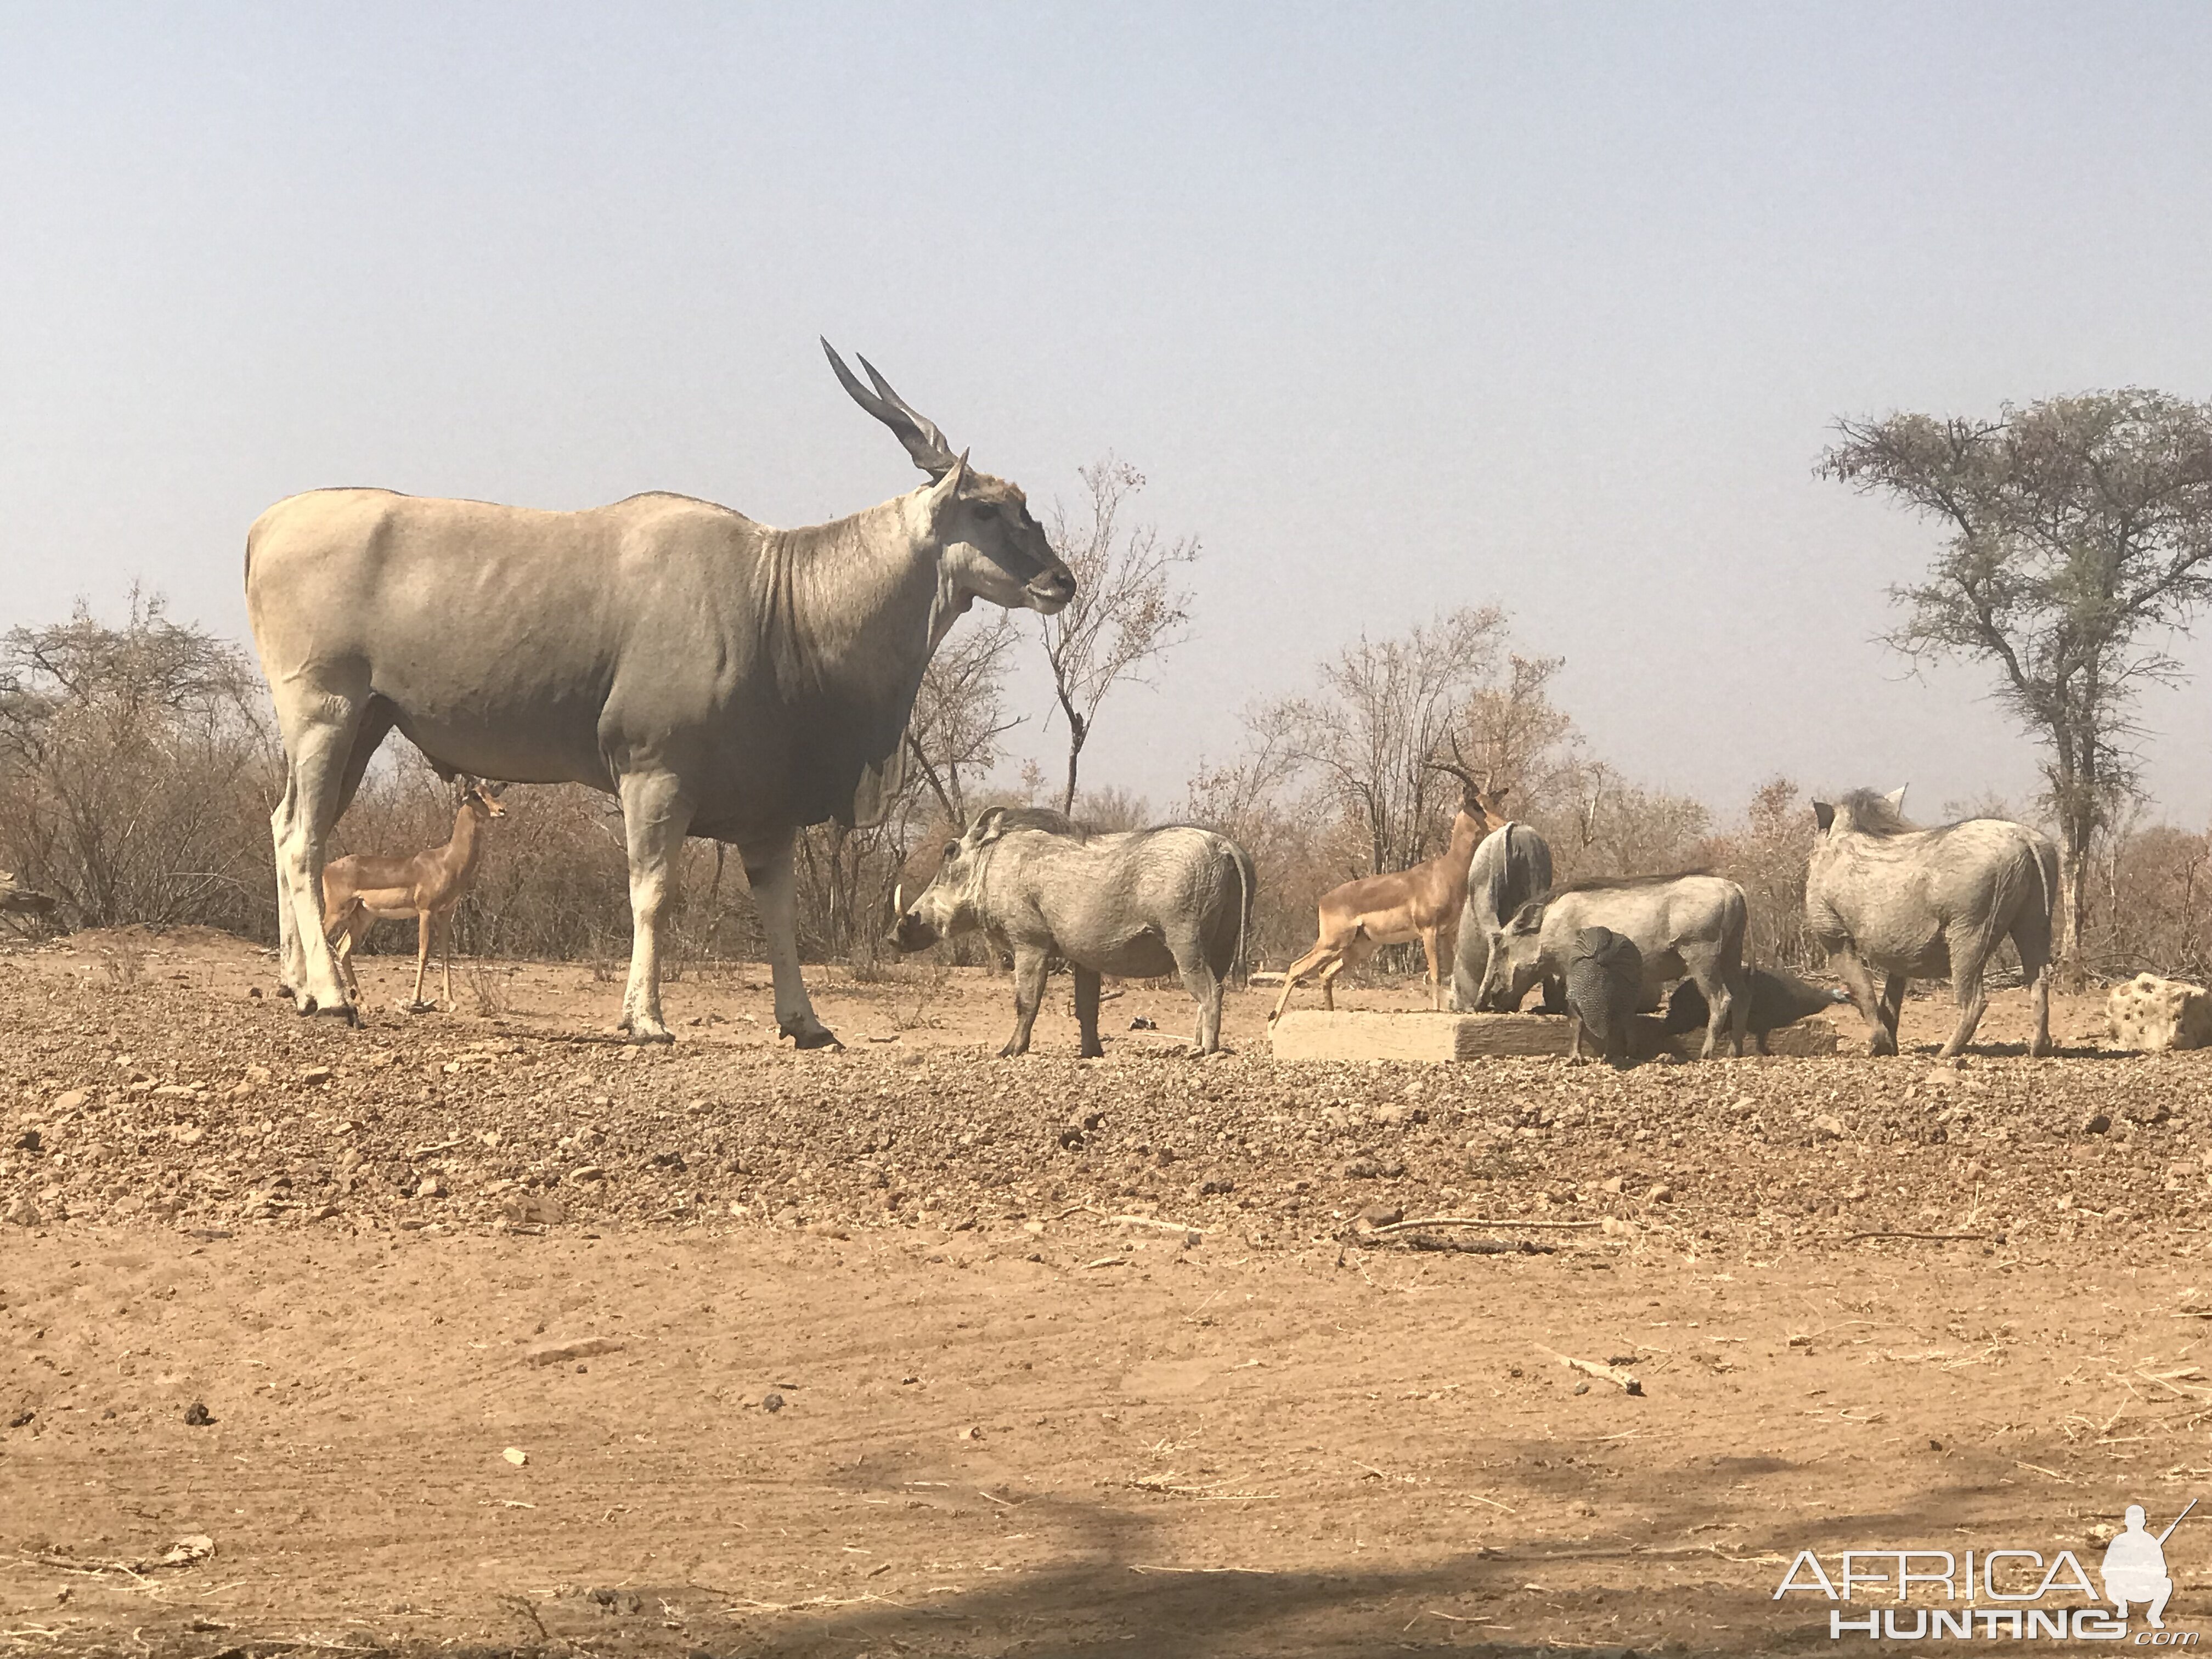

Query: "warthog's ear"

xmin=1812 ymin=801 xmax=1836 ymax=833
xmin=970 ymin=805 xmax=1009 ymax=844
xmin=1884 ymin=785 xmax=1908 ymax=811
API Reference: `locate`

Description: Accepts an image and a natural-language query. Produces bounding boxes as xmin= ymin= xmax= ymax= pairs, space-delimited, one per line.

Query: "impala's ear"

xmin=1884 ymin=785 xmax=1908 ymax=811
xmin=1813 ymin=800 xmax=1836 ymax=833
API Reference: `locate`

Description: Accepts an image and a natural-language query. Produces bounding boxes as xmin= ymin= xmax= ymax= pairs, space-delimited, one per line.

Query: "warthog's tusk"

xmin=893 ymin=881 xmax=904 ymax=916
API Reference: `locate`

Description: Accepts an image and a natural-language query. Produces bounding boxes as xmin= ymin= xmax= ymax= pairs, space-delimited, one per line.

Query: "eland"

xmin=246 ymin=342 xmax=1074 ymax=1045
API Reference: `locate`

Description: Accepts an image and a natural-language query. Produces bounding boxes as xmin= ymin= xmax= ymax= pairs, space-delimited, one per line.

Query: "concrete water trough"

xmin=1267 ymin=1008 xmax=1840 ymax=1063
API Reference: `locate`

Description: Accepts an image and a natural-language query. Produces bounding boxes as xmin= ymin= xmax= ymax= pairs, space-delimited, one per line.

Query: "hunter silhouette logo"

xmin=2106 ymin=1500 xmax=2193 ymax=1629
xmin=1774 ymin=1498 xmax=2200 ymax=1642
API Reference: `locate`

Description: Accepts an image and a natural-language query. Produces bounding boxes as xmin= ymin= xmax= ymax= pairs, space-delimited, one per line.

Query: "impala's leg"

xmin=1002 ymin=948 xmax=1047 ymax=1057
xmin=614 ymin=770 xmax=695 ymax=1044
xmin=739 ymin=827 xmax=838 ymax=1049
xmin=1420 ymin=926 xmax=1444 ymax=1011
xmin=1270 ymin=938 xmax=1337 ymax=1022
xmin=325 ymin=904 xmax=363 ymax=999
xmin=441 ymin=911 xmax=455 ymax=1009
xmin=1072 ymin=965 xmax=1105 ymax=1059
xmin=410 ymin=910 xmax=433 ymax=1012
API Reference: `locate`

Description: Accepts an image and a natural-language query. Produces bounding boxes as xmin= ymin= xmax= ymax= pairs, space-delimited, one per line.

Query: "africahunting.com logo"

xmin=1775 ymin=1499 xmax=2199 ymax=1643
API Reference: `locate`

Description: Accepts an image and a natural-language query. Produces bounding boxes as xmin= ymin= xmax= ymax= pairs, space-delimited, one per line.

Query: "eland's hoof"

xmin=295 ymin=994 xmax=358 ymax=1028
xmin=781 ymin=1019 xmax=840 ymax=1051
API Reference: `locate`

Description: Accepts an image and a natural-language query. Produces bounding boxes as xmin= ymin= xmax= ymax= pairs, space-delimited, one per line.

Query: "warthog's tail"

xmin=1228 ymin=839 xmax=1256 ymax=989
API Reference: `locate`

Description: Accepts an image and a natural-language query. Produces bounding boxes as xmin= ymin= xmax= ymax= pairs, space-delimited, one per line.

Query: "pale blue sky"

xmin=5 ymin=5 xmax=2211 ymax=823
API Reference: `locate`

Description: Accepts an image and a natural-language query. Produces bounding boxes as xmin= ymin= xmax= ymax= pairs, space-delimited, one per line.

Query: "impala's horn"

xmin=822 ymin=339 xmax=961 ymax=478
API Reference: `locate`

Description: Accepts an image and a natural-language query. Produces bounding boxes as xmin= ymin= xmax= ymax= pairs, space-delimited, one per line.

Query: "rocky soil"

xmin=6 ymin=932 xmax=2212 ymax=1657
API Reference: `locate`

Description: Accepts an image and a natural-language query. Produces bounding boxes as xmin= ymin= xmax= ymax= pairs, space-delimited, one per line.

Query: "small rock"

xmin=2084 ymin=1113 xmax=2112 ymax=1136
xmin=1358 ymin=1202 xmax=1404 ymax=1228
xmin=4 ymin=1198 xmax=40 ymax=1227
xmin=1812 ymin=1114 xmax=1849 ymax=1141
xmin=503 ymin=1447 xmax=528 ymax=1465
xmin=297 ymin=1066 xmax=333 ymax=1086
xmin=1128 ymin=1016 xmax=1157 ymax=1030
xmin=247 ymin=986 xmax=263 ymax=998
xmin=415 ymin=1175 xmax=447 ymax=1200
xmin=14 ymin=1128 xmax=42 ymax=1153
xmin=1341 ymin=1156 xmax=1381 ymax=1180
xmin=8 ymin=1408 xmax=33 ymax=1427
xmin=763 ymin=1392 xmax=785 ymax=1414
xmin=1601 ymin=1175 xmax=1625 ymax=1194
xmin=50 ymin=1091 xmax=87 ymax=1113
xmin=566 ymin=1165 xmax=608 ymax=1184
xmin=957 ymin=1424 xmax=983 ymax=1441
xmin=503 ymin=1194 xmax=567 ymax=1226
xmin=1647 ymin=1184 xmax=1674 ymax=1204
xmin=1572 ymin=1381 xmax=1590 ymax=1395
xmin=183 ymin=1402 xmax=214 ymax=1426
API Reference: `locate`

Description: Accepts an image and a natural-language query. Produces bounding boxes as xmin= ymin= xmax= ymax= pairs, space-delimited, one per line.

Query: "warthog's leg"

xmin=740 ymin=830 xmax=839 ymax=1051
xmin=2012 ymin=922 xmax=2055 ymax=1058
xmin=1072 ymin=966 xmax=1105 ymax=1059
xmin=1690 ymin=970 xmax=1739 ymax=1060
xmin=1878 ymin=974 xmax=1908 ymax=1048
xmin=1002 ymin=949 xmax=1048 ymax=1057
xmin=1178 ymin=956 xmax=1224 ymax=1054
xmin=614 ymin=770 xmax=694 ymax=1044
xmin=1938 ymin=944 xmax=1990 ymax=1059
xmin=1829 ymin=948 xmax=1893 ymax=1055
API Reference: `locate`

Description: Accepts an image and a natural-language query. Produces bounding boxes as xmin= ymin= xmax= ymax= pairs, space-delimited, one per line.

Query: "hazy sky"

xmin=5 ymin=5 xmax=2211 ymax=826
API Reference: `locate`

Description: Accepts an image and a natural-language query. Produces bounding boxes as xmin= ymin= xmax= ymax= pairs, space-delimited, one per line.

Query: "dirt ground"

xmin=8 ymin=929 xmax=2212 ymax=1657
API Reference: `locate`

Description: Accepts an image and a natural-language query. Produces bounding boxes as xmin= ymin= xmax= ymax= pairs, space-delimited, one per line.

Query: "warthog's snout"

xmin=888 ymin=882 xmax=939 ymax=952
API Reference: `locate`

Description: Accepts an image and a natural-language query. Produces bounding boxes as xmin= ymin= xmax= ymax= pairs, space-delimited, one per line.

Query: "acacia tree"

xmin=1821 ymin=391 xmax=2212 ymax=979
xmin=1039 ymin=458 xmax=1199 ymax=813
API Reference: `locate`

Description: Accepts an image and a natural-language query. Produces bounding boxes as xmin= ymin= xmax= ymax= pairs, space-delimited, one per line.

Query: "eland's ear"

xmin=1884 ymin=786 xmax=1908 ymax=811
xmin=1813 ymin=801 xmax=1836 ymax=833
xmin=926 ymin=449 xmax=971 ymax=517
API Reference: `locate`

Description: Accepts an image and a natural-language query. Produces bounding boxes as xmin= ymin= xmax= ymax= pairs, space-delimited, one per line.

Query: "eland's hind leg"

xmin=739 ymin=827 xmax=839 ymax=1049
xmin=272 ymin=703 xmax=379 ymax=1021
xmin=615 ymin=769 xmax=695 ymax=1043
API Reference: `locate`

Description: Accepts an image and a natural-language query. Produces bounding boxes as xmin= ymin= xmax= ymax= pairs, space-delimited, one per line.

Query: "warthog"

xmin=1449 ymin=821 xmax=1560 ymax=1012
xmin=1805 ymin=787 xmax=2056 ymax=1058
xmin=1663 ymin=969 xmax=1848 ymax=1053
xmin=1485 ymin=872 xmax=1751 ymax=1058
xmin=1565 ymin=927 xmax=1642 ymax=1066
xmin=891 ymin=806 xmax=1255 ymax=1057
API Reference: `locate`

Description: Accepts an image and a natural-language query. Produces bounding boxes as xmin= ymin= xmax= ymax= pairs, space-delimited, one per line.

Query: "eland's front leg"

xmin=616 ymin=771 xmax=693 ymax=1043
xmin=742 ymin=831 xmax=840 ymax=1049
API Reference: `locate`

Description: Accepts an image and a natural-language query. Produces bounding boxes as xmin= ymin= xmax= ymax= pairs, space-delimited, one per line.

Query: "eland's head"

xmin=823 ymin=341 xmax=1075 ymax=620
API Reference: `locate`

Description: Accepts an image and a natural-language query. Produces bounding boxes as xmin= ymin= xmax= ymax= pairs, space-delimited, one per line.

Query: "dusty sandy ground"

xmin=7 ymin=930 xmax=2212 ymax=1657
